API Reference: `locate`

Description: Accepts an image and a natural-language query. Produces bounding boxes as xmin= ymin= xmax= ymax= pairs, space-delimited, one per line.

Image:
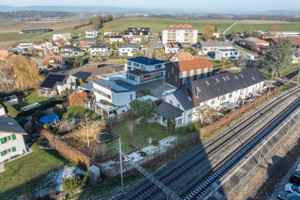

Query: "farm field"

xmin=99 ymin=18 xmax=236 ymax=33
xmin=228 ymin=20 xmax=300 ymax=33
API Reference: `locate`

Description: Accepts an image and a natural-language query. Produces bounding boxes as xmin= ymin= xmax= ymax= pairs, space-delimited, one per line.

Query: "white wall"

xmin=0 ymin=133 xmax=27 ymax=163
xmin=125 ymin=61 xmax=165 ymax=72
xmin=162 ymin=29 xmax=198 ymax=44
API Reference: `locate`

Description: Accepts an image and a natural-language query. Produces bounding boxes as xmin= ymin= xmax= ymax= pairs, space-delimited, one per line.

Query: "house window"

xmin=130 ymin=94 xmax=133 ymax=101
xmin=169 ymin=100 xmax=173 ymax=104
xmin=177 ymin=104 xmax=180 ymax=108
xmin=168 ymin=72 xmax=170 ymax=79
xmin=229 ymin=94 xmax=233 ymax=98
xmin=155 ymin=64 xmax=162 ymax=69
xmin=177 ymin=118 xmax=182 ymax=125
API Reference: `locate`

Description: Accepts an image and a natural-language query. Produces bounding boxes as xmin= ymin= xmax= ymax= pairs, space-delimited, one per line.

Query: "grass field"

xmin=14 ymin=91 xmax=58 ymax=110
xmin=64 ymin=106 xmax=101 ymax=120
xmin=229 ymin=20 xmax=300 ymax=33
xmin=99 ymin=18 xmax=236 ymax=33
xmin=0 ymin=144 xmax=69 ymax=200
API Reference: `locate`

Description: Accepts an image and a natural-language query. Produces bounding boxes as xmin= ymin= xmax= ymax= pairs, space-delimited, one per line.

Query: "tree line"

xmin=0 ymin=11 xmax=76 ymax=19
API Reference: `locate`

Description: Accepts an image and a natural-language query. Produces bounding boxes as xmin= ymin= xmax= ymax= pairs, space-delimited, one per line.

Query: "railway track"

xmin=116 ymin=86 xmax=300 ymax=200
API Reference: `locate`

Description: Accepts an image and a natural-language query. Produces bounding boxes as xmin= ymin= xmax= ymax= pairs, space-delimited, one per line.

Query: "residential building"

xmin=155 ymin=68 xmax=265 ymax=127
xmin=243 ymin=37 xmax=270 ymax=51
xmin=4 ymin=95 xmax=18 ymax=105
xmin=92 ymin=80 xmax=136 ymax=118
xmin=165 ymin=58 xmax=214 ymax=88
xmin=85 ymin=30 xmax=100 ymax=38
xmin=104 ymin=36 xmax=123 ymax=44
xmin=79 ymin=38 xmax=97 ymax=47
xmin=53 ymin=33 xmax=72 ymax=41
xmin=124 ymin=27 xmax=150 ymax=38
xmin=0 ymin=116 xmax=28 ymax=164
xmin=103 ymin=30 xmax=117 ymax=36
xmin=0 ymin=104 xmax=6 ymax=116
xmin=162 ymin=24 xmax=198 ymax=45
xmin=125 ymin=56 xmax=166 ymax=84
xmin=266 ymin=37 xmax=300 ymax=48
xmin=0 ymin=50 xmax=14 ymax=58
xmin=215 ymin=49 xmax=240 ymax=61
xmin=118 ymin=45 xmax=141 ymax=57
xmin=33 ymin=41 xmax=59 ymax=56
xmin=38 ymin=73 xmax=77 ymax=97
xmin=53 ymin=39 xmax=71 ymax=47
xmin=164 ymin=42 xmax=183 ymax=54
xmin=130 ymin=35 xmax=148 ymax=44
xmin=197 ymin=41 xmax=232 ymax=55
xmin=41 ymin=56 xmax=65 ymax=70
xmin=60 ymin=46 xmax=85 ymax=57
xmin=90 ymin=46 xmax=110 ymax=56
xmin=169 ymin=52 xmax=195 ymax=62
xmin=17 ymin=42 xmax=34 ymax=54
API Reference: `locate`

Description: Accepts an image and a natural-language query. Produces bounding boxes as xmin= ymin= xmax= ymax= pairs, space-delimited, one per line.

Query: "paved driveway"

xmin=145 ymin=33 xmax=161 ymax=58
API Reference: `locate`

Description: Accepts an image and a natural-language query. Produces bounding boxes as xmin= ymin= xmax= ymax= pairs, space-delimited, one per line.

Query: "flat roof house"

xmin=125 ymin=56 xmax=166 ymax=84
xmin=90 ymin=46 xmax=110 ymax=56
xmin=60 ymin=46 xmax=85 ymax=57
xmin=85 ymin=30 xmax=100 ymax=38
xmin=165 ymin=58 xmax=214 ymax=88
xmin=0 ymin=116 xmax=28 ymax=164
xmin=215 ymin=49 xmax=240 ymax=61
xmin=164 ymin=42 xmax=184 ymax=54
xmin=91 ymin=80 xmax=136 ymax=118
xmin=4 ymin=95 xmax=18 ymax=105
xmin=156 ymin=68 xmax=265 ymax=127
xmin=38 ymin=73 xmax=77 ymax=97
xmin=41 ymin=56 xmax=65 ymax=70
xmin=118 ymin=45 xmax=141 ymax=57
xmin=53 ymin=33 xmax=72 ymax=41
xmin=197 ymin=41 xmax=232 ymax=55
xmin=79 ymin=38 xmax=97 ymax=47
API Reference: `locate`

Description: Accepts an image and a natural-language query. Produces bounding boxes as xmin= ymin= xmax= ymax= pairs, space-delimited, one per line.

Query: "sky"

xmin=1 ymin=0 xmax=300 ymax=12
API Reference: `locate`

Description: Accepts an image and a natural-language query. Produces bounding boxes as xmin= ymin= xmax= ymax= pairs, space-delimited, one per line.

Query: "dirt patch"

xmin=228 ymin=123 xmax=300 ymax=200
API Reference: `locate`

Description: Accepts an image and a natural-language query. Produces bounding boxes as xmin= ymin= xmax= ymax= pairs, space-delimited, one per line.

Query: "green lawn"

xmin=109 ymin=121 xmax=192 ymax=156
xmin=99 ymin=18 xmax=235 ymax=34
xmin=14 ymin=91 xmax=56 ymax=110
xmin=0 ymin=144 xmax=69 ymax=200
xmin=0 ymin=32 xmax=48 ymax=42
xmin=65 ymin=106 xmax=101 ymax=120
xmin=228 ymin=21 xmax=300 ymax=33
xmin=281 ymin=66 xmax=300 ymax=77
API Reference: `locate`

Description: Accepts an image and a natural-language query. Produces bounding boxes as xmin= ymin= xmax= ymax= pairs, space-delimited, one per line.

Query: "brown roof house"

xmin=170 ymin=52 xmax=195 ymax=62
xmin=0 ymin=116 xmax=28 ymax=164
xmin=166 ymin=58 xmax=214 ymax=88
xmin=41 ymin=56 xmax=65 ymax=70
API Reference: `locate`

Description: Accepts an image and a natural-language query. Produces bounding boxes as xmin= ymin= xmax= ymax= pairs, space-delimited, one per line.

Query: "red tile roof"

xmin=164 ymin=24 xmax=196 ymax=30
xmin=169 ymin=58 xmax=214 ymax=71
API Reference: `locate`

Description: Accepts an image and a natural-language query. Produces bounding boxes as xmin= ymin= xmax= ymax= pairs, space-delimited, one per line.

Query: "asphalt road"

xmin=145 ymin=33 xmax=160 ymax=58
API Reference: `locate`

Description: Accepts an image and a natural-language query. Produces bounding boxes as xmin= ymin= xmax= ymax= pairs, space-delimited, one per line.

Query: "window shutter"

xmin=12 ymin=147 xmax=16 ymax=152
xmin=11 ymin=134 xmax=16 ymax=140
xmin=0 ymin=138 xmax=5 ymax=144
xmin=0 ymin=151 xmax=5 ymax=156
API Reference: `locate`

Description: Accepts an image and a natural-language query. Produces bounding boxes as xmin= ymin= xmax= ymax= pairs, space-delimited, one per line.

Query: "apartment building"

xmin=162 ymin=24 xmax=198 ymax=45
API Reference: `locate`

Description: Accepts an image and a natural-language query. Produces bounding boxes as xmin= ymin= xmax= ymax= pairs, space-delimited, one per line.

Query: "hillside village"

xmin=0 ymin=13 xmax=300 ymax=200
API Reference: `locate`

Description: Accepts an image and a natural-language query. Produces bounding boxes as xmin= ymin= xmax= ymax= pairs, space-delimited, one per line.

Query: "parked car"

xmin=285 ymin=183 xmax=300 ymax=196
xmin=291 ymin=171 xmax=300 ymax=185
xmin=278 ymin=191 xmax=300 ymax=200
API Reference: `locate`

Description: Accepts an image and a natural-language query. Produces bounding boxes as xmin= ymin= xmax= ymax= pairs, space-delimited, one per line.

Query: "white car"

xmin=285 ymin=183 xmax=300 ymax=196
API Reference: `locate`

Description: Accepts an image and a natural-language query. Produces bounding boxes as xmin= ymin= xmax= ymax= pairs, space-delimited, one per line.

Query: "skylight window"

xmin=205 ymin=81 xmax=210 ymax=86
xmin=252 ymin=77 xmax=256 ymax=81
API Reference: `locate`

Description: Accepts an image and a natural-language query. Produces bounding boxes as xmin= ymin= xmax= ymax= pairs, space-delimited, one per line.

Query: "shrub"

xmin=62 ymin=175 xmax=83 ymax=195
xmin=151 ymin=139 xmax=159 ymax=146
xmin=2 ymin=102 xmax=19 ymax=117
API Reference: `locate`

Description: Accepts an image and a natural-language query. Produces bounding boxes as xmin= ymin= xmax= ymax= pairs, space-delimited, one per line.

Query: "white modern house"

xmin=0 ymin=117 xmax=28 ymax=164
xmin=90 ymin=46 xmax=110 ymax=56
xmin=60 ymin=46 xmax=85 ymax=57
xmin=4 ymin=95 xmax=19 ymax=105
xmin=92 ymin=80 xmax=136 ymax=118
xmin=164 ymin=42 xmax=183 ymax=54
xmin=33 ymin=41 xmax=59 ymax=56
xmin=17 ymin=42 xmax=34 ymax=54
xmin=162 ymin=24 xmax=198 ymax=45
xmin=125 ymin=56 xmax=166 ymax=84
xmin=85 ymin=30 xmax=100 ymax=38
xmin=118 ymin=45 xmax=141 ymax=57
xmin=53 ymin=33 xmax=72 ymax=41
xmin=38 ymin=73 xmax=77 ymax=97
xmin=155 ymin=68 xmax=265 ymax=127
xmin=197 ymin=41 xmax=233 ymax=55
xmin=215 ymin=49 xmax=240 ymax=61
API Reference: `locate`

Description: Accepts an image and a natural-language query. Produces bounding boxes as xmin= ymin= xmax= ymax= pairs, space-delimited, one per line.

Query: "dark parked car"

xmin=291 ymin=171 xmax=300 ymax=185
xmin=278 ymin=191 xmax=300 ymax=200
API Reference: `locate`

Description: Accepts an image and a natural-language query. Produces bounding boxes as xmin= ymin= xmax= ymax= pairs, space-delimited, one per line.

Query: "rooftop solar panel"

xmin=40 ymin=74 xmax=66 ymax=89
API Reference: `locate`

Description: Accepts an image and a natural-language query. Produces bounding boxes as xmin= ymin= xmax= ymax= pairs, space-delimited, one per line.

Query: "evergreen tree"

xmin=265 ymin=38 xmax=293 ymax=77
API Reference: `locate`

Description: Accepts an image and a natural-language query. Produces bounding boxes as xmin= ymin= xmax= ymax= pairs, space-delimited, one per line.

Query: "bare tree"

xmin=127 ymin=121 xmax=135 ymax=136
